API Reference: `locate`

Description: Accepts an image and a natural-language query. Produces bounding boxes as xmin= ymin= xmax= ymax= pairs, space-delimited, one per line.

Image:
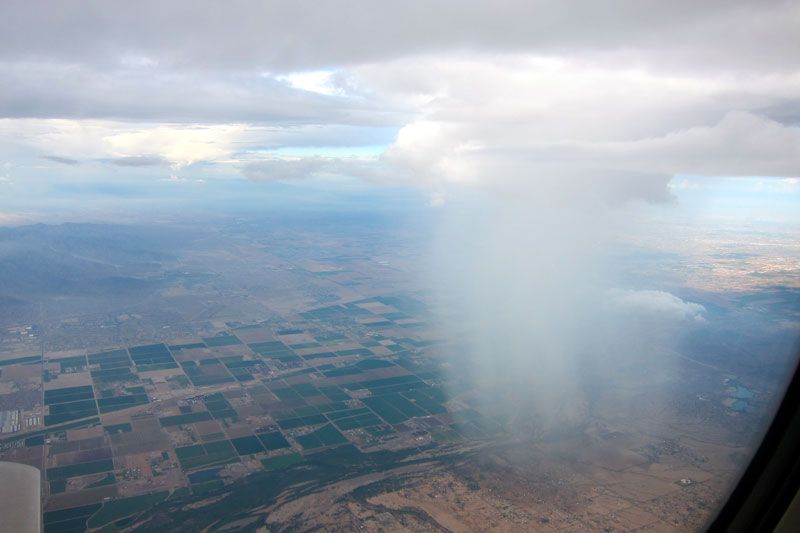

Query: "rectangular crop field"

xmin=256 ymin=431 xmax=291 ymax=450
xmin=159 ymin=411 xmax=213 ymax=427
xmin=47 ymin=458 xmax=114 ymax=480
xmin=175 ymin=440 xmax=238 ymax=470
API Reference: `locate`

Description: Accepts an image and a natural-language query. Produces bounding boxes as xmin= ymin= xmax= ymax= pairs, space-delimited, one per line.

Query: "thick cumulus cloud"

xmin=344 ymin=55 xmax=800 ymax=200
xmin=330 ymin=54 xmax=797 ymax=431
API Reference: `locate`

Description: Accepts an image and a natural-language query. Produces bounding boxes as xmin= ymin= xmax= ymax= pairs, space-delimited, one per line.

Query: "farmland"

xmin=0 ymin=218 xmax=794 ymax=532
xmin=0 ymin=292 xmax=482 ymax=532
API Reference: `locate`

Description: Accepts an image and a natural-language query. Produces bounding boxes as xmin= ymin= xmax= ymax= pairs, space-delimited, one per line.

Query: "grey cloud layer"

xmin=0 ymin=0 xmax=797 ymax=195
xmin=1 ymin=0 xmax=797 ymax=73
xmin=1 ymin=1 xmax=798 ymax=124
xmin=107 ymin=155 xmax=169 ymax=167
xmin=0 ymin=63 xmax=403 ymax=124
xmin=42 ymin=155 xmax=80 ymax=166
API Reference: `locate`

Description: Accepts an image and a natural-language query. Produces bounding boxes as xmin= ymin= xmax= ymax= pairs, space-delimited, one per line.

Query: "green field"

xmin=48 ymin=398 xmax=96 ymax=415
xmin=378 ymin=393 xmax=428 ymax=418
xmin=91 ymin=366 xmax=137 ymax=382
xmin=231 ymin=435 xmax=265 ymax=455
xmin=203 ymin=334 xmax=243 ymax=347
xmin=86 ymin=491 xmax=169 ymax=528
xmin=271 ymin=387 xmax=303 ymax=401
xmin=302 ymin=351 xmax=337 ymax=360
xmin=402 ymin=388 xmax=447 ymax=414
xmin=296 ymin=424 xmax=347 ymax=450
xmin=181 ymin=361 xmax=235 ymax=387
xmin=256 ymin=431 xmax=291 ymax=450
xmin=295 ymin=433 xmax=323 ymax=449
xmin=204 ymin=393 xmax=238 ymax=419
xmin=129 ymin=343 xmax=176 ymax=368
xmin=334 ymin=412 xmax=383 ymax=430
xmin=176 ymin=440 xmax=239 ymax=470
xmin=44 ymin=385 xmax=95 ymax=405
xmin=346 ymin=374 xmax=422 ymax=391
xmin=97 ymin=393 xmax=149 ymax=413
xmin=291 ymin=382 xmax=322 ymax=397
xmin=43 ymin=503 xmax=101 ymax=533
xmin=355 ymin=358 xmax=395 ymax=370
xmin=44 ymin=385 xmax=99 ymax=425
xmin=136 ymin=361 xmax=179 ymax=372
xmin=88 ymin=349 xmax=130 ymax=365
xmin=169 ymin=342 xmax=207 ymax=350
xmin=361 ymin=396 xmax=407 ymax=424
xmin=327 ymin=407 xmax=371 ymax=420
xmin=318 ymin=385 xmax=350 ymax=401
xmin=0 ymin=355 xmax=41 ymax=366
xmin=261 ymin=452 xmax=304 ymax=471
xmin=314 ymin=424 xmax=348 ymax=446
xmin=277 ymin=414 xmax=327 ymax=430
xmin=47 ymin=458 xmax=114 ymax=480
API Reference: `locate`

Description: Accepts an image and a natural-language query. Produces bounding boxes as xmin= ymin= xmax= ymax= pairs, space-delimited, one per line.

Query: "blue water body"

xmin=731 ymin=400 xmax=749 ymax=412
xmin=732 ymin=386 xmax=754 ymax=400
xmin=188 ymin=467 xmax=222 ymax=484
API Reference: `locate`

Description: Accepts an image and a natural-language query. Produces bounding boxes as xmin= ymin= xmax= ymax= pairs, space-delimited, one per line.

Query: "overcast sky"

xmin=0 ymin=0 xmax=798 ymax=221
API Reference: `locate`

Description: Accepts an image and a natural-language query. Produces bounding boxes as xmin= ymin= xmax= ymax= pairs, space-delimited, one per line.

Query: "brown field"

xmin=0 ymin=364 xmax=42 ymax=380
xmin=1 ymin=445 xmax=43 ymax=469
xmin=194 ymin=419 xmax=222 ymax=436
xmin=44 ymin=372 xmax=93 ymax=388
xmin=65 ymin=426 xmax=104 ymax=442
xmin=232 ymin=327 xmax=275 ymax=343
xmin=139 ymin=368 xmax=185 ymax=382
xmin=52 ymin=447 xmax=113 ymax=468
xmin=118 ymin=452 xmax=152 ymax=477
xmin=210 ymin=344 xmax=254 ymax=357
xmin=225 ymin=424 xmax=255 ymax=439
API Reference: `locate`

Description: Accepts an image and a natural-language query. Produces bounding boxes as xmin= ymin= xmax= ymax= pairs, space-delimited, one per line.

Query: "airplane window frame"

xmin=707 ymin=343 xmax=800 ymax=532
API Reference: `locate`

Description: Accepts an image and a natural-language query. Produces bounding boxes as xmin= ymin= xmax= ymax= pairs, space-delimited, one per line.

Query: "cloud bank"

xmin=0 ymin=0 xmax=797 ymax=194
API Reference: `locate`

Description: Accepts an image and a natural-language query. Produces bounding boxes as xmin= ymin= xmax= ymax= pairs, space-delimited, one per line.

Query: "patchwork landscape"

xmin=0 ymin=218 xmax=796 ymax=532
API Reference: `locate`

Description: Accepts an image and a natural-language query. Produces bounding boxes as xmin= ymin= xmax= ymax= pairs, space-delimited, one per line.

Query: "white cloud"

xmin=104 ymin=124 xmax=247 ymax=168
xmin=0 ymin=211 xmax=28 ymax=225
xmin=770 ymin=177 xmax=800 ymax=193
xmin=280 ymin=56 xmax=797 ymax=204
xmin=428 ymin=191 xmax=446 ymax=207
xmin=276 ymin=70 xmax=343 ymax=96
xmin=608 ymin=289 xmax=707 ymax=324
xmin=0 ymin=119 xmax=257 ymax=170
